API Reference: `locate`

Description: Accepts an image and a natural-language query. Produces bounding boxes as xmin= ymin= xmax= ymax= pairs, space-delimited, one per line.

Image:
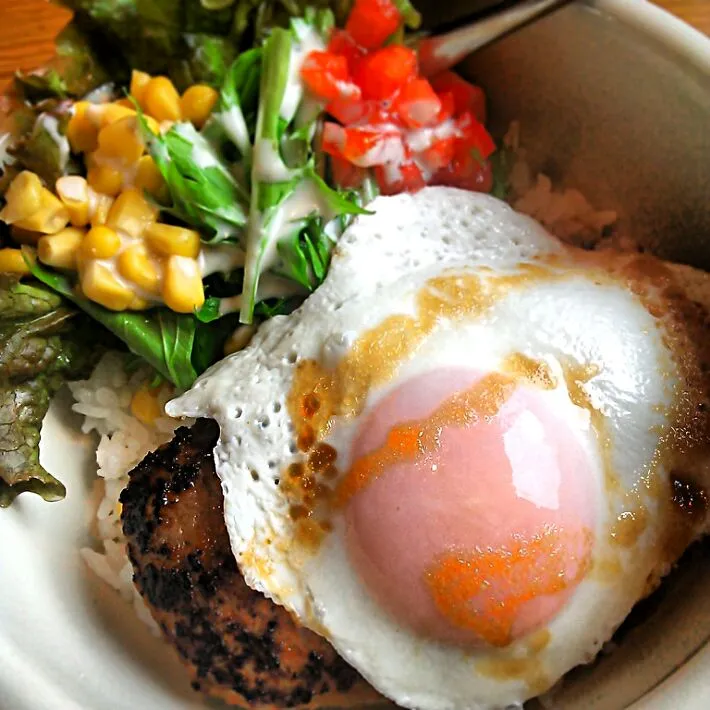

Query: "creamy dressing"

xmin=405 ymin=119 xmax=458 ymax=153
xmin=218 ymin=273 xmax=306 ymax=315
xmin=249 ymin=178 xmax=331 ymax=275
xmin=191 ymin=142 xmax=222 ymax=170
xmin=280 ymin=26 xmax=325 ymax=123
xmin=199 ymin=243 xmax=246 ymax=276
xmin=37 ymin=114 xmax=70 ymax=172
xmin=253 ymin=139 xmax=296 ymax=182
xmin=216 ymin=105 xmax=251 ymax=159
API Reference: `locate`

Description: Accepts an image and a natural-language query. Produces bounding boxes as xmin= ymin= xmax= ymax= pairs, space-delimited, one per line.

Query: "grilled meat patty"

xmin=120 ymin=418 xmax=381 ymax=709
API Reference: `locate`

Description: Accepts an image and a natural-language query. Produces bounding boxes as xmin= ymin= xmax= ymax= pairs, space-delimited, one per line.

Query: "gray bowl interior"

xmin=454 ymin=2 xmax=710 ymax=707
xmin=461 ymin=0 xmax=710 ymax=268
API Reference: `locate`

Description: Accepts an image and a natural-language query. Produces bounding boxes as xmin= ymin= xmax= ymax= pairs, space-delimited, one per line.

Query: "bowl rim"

xmin=597 ymin=0 xmax=710 ymax=74
xmin=593 ymin=1 xmax=710 ymax=708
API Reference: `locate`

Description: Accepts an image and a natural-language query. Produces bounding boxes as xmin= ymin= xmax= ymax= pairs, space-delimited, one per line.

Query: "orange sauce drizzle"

xmin=425 ymin=527 xmax=592 ymax=647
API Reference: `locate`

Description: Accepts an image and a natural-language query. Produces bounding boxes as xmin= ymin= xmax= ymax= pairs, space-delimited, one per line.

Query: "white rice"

xmin=72 ymin=135 xmax=626 ymax=629
xmin=70 ymin=352 xmax=193 ymax=633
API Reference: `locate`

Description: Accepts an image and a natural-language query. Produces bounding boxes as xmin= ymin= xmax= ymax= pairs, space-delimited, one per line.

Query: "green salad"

xmin=0 ymin=0 xmax=504 ymax=506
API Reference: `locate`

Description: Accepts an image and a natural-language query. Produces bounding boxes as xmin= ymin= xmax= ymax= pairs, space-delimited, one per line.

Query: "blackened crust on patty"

xmin=120 ymin=419 xmax=379 ymax=709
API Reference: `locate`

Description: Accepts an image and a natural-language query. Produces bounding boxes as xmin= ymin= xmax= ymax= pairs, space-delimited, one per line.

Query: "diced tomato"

xmin=330 ymin=154 xmax=366 ymax=189
xmin=341 ymin=126 xmax=405 ymax=167
xmin=374 ymin=161 xmax=426 ymax=195
xmin=433 ymin=153 xmax=493 ymax=193
xmin=418 ymin=135 xmax=457 ymax=172
xmin=430 ymin=71 xmax=487 ymax=123
xmin=393 ymin=78 xmax=442 ymax=128
xmin=301 ymin=51 xmax=359 ymax=102
xmin=456 ymin=111 xmax=496 ymax=160
xmin=345 ymin=0 xmax=401 ymax=50
xmin=326 ymin=97 xmax=396 ymax=126
xmin=436 ymin=91 xmax=456 ymax=122
xmin=328 ymin=30 xmax=366 ymax=74
xmin=353 ymin=45 xmax=418 ymax=101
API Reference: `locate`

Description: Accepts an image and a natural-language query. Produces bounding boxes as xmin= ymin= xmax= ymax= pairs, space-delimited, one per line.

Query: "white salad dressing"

xmin=199 ymin=243 xmax=246 ymax=276
xmin=280 ymin=25 xmax=324 ymax=123
xmin=253 ymin=139 xmax=296 ymax=182
xmin=37 ymin=114 xmax=70 ymax=173
xmin=217 ymin=273 xmax=306 ymax=315
xmin=215 ymin=105 xmax=251 ymax=159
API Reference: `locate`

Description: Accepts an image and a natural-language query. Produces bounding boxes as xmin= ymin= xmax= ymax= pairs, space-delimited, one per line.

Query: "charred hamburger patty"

xmin=120 ymin=419 xmax=380 ymax=709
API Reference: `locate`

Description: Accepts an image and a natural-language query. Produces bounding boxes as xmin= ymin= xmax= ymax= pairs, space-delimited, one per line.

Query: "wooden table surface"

xmin=0 ymin=0 xmax=709 ymax=87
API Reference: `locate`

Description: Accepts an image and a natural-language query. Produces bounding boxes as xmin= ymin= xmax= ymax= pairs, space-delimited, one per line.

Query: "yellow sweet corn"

xmin=117 ymin=244 xmax=160 ymax=293
xmin=114 ymin=98 xmax=134 ymax=109
xmin=87 ymin=163 xmax=124 ymax=197
xmin=97 ymin=116 xmax=144 ymax=164
xmin=89 ymin=192 xmax=114 ymax=226
xmin=0 ymin=171 xmax=43 ymax=223
xmin=10 ymin=226 xmax=40 ymax=245
xmin=130 ymin=385 xmax=162 ymax=425
xmin=134 ymin=155 xmax=167 ymax=200
xmin=130 ymin=70 xmax=152 ymax=109
xmin=145 ymin=223 xmax=200 ymax=258
xmin=13 ymin=189 xmax=69 ymax=235
xmin=81 ymin=261 xmax=134 ymax=311
xmin=98 ymin=103 xmax=136 ymax=128
xmin=0 ymin=248 xmax=30 ymax=276
xmin=66 ymin=101 xmax=99 ymax=154
xmin=144 ymin=76 xmax=182 ymax=122
xmin=56 ymin=175 xmax=90 ymax=227
xmin=181 ymin=85 xmax=219 ymax=128
xmin=81 ymin=225 xmax=121 ymax=259
xmin=162 ymin=255 xmax=204 ymax=313
xmin=106 ymin=188 xmax=157 ymax=238
xmin=37 ymin=227 xmax=85 ymax=270
xmin=128 ymin=295 xmax=151 ymax=311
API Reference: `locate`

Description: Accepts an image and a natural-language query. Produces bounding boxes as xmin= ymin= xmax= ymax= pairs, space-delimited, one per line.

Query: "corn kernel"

xmin=181 ymin=85 xmax=219 ymax=128
xmin=98 ymin=103 xmax=136 ymax=128
xmin=130 ymin=385 xmax=162 ymax=425
xmin=87 ymin=163 xmax=124 ymax=196
xmin=115 ymin=98 xmax=134 ymax=109
xmin=81 ymin=261 xmax=134 ymax=311
xmin=162 ymin=255 xmax=204 ymax=313
xmin=145 ymin=223 xmax=200 ymax=258
xmin=106 ymin=188 xmax=157 ymax=238
xmin=117 ymin=244 xmax=160 ymax=293
xmin=144 ymin=76 xmax=182 ymax=122
xmin=0 ymin=171 xmax=43 ymax=223
xmin=134 ymin=155 xmax=167 ymax=200
xmin=10 ymin=226 xmax=40 ymax=245
xmin=13 ymin=189 xmax=69 ymax=234
xmin=97 ymin=116 xmax=145 ymax=164
xmin=66 ymin=102 xmax=99 ymax=154
xmin=37 ymin=227 xmax=84 ymax=270
xmin=130 ymin=70 xmax=152 ymax=108
xmin=129 ymin=295 xmax=152 ymax=311
xmin=56 ymin=175 xmax=90 ymax=227
xmin=0 ymin=248 xmax=30 ymax=276
xmin=82 ymin=225 xmax=121 ymax=259
xmin=89 ymin=191 xmax=114 ymax=226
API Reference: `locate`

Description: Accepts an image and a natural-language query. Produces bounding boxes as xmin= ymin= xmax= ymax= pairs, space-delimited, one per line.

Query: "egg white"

xmin=169 ymin=187 xmax=710 ymax=710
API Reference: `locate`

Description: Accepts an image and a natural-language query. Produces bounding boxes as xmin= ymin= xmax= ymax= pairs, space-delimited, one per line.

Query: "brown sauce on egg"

xmin=283 ymin=267 xmax=554 ymax=545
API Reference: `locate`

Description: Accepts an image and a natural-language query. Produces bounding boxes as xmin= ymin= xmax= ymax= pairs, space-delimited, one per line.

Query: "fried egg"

xmin=168 ymin=187 xmax=710 ymax=710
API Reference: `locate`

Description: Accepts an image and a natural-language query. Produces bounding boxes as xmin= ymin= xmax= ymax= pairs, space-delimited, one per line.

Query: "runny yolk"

xmin=343 ymin=368 xmax=596 ymax=648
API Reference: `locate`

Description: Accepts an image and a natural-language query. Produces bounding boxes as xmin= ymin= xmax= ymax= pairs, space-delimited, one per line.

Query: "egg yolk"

xmin=342 ymin=368 xmax=596 ymax=648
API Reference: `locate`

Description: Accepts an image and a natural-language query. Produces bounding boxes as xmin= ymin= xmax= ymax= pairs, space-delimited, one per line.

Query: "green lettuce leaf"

xmin=25 ymin=251 xmax=200 ymax=390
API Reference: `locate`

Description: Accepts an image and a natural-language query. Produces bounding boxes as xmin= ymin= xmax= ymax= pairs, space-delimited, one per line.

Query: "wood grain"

xmin=0 ymin=0 xmax=708 ymax=88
